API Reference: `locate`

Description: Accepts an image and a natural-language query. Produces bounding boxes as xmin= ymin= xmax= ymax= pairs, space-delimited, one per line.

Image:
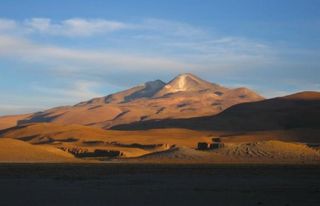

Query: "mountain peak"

xmin=145 ymin=79 xmax=165 ymax=88
xmin=171 ymin=73 xmax=202 ymax=90
xmin=121 ymin=79 xmax=165 ymax=102
xmin=1 ymin=73 xmax=266 ymax=131
xmin=173 ymin=73 xmax=203 ymax=81
xmin=175 ymin=73 xmax=196 ymax=78
xmin=155 ymin=73 xmax=220 ymax=96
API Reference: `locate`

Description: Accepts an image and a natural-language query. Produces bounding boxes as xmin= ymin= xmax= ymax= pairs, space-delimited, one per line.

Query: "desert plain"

xmin=0 ymin=74 xmax=319 ymax=206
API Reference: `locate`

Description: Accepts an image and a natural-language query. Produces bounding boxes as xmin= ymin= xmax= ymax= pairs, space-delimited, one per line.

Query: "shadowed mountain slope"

xmin=111 ymin=91 xmax=320 ymax=132
xmin=0 ymin=73 xmax=263 ymax=130
xmin=0 ymin=114 xmax=32 ymax=130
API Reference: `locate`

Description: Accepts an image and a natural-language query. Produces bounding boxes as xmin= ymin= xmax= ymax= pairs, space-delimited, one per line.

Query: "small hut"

xmin=209 ymin=142 xmax=224 ymax=149
xmin=197 ymin=142 xmax=209 ymax=150
xmin=197 ymin=137 xmax=224 ymax=150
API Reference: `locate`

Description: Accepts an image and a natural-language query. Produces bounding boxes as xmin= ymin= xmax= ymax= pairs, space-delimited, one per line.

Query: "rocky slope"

xmin=112 ymin=91 xmax=320 ymax=132
xmin=0 ymin=73 xmax=263 ymax=130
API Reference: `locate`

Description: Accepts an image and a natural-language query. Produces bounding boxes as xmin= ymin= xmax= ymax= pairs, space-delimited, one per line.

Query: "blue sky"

xmin=0 ymin=0 xmax=319 ymax=115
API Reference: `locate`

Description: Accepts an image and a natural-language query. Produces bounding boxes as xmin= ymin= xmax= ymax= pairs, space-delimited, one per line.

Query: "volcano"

xmin=0 ymin=73 xmax=264 ymax=130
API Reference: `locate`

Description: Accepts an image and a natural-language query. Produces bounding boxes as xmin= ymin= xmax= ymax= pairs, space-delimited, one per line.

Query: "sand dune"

xmin=1 ymin=123 xmax=320 ymax=163
xmin=0 ymin=138 xmax=78 ymax=163
xmin=131 ymin=141 xmax=320 ymax=164
xmin=0 ymin=123 xmax=213 ymax=158
xmin=217 ymin=141 xmax=320 ymax=162
xmin=0 ymin=114 xmax=31 ymax=130
xmin=0 ymin=123 xmax=212 ymax=146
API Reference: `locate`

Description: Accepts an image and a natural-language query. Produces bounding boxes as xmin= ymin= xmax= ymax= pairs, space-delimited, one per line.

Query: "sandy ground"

xmin=1 ymin=138 xmax=319 ymax=164
xmin=1 ymin=123 xmax=319 ymax=163
xmin=0 ymin=139 xmax=79 ymax=163
xmin=0 ymin=114 xmax=31 ymax=130
xmin=124 ymin=141 xmax=320 ymax=164
xmin=1 ymin=134 xmax=320 ymax=164
xmin=0 ymin=164 xmax=319 ymax=206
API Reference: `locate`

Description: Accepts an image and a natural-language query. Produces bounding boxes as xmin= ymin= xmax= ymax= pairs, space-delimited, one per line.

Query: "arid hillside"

xmin=0 ymin=73 xmax=263 ymax=130
xmin=0 ymin=122 xmax=319 ymax=163
xmin=0 ymin=76 xmax=318 ymax=164
xmin=0 ymin=114 xmax=31 ymax=130
xmin=129 ymin=141 xmax=320 ymax=164
xmin=112 ymin=91 xmax=320 ymax=132
xmin=0 ymin=138 xmax=78 ymax=163
xmin=0 ymin=123 xmax=213 ymax=159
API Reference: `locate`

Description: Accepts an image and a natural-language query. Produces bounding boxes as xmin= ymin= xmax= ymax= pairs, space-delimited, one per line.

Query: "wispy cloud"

xmin=0 ymin=19 xmax=16 ymax=31
xmin=1 ymin=17 xmax=317 ymax=115
xmin=23 ymin=18 xmax=130 ymax=37
xmin=0 ymin=80 xmax=106 ymax=115
xmin=0 ymin=35 xmax=191 ymax=73
xmin=0 ymin=104 xmax=47 ymax=115
xmin=32 ymin=80 xmax=103 ymax=101
xmin=0 ymin=17 xmax=207 ymax=38
xmin=140 ymin=18 xmax=207 ymax=38
xmin=0 ymin=17 xmax=301 ymax=79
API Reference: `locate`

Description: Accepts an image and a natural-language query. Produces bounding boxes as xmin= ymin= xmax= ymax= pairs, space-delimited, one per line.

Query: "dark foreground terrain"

xmin=0 ymin=164 xmax=319 ymax=206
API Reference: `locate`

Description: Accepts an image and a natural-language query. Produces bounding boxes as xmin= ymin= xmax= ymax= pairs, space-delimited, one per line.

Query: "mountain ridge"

xmin=111 ymin=91 xmax=320 ymax=131
xmin=0 ymin=73 xmax=264 ymax=130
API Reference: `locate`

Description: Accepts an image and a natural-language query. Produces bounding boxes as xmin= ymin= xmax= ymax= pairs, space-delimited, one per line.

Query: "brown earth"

xmin=0 ymin=81 xmax=318 ymax=164
xmin=0 ymin=114 xmax=31 ymax=130
xmin=112 ymin=91 xmax=320 ymax=132
xmin=0 ymin=73 xmax=263 ymax=130
xmin=0 ymin=138 xmax=78 ymax=163
xmin=129 ymin=141 xmax=320 ymax=164
xmin=0 ymin=123 xmax=213 ymax=159
xmin=1 ymin=122 xmax=319 ymax=163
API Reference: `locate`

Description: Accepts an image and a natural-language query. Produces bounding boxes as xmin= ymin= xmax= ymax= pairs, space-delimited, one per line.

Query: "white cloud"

xmin=0 ymin=17 xmax=303 ymax=116
xmin=0 ymin=33 xmax=273 ymax=80
xmin=0 ymin=35 xmax=191 ymax=73
xmin=0 ymin=18 xmax=273 ymax=73
xmin=32 ymin=80 xmax=103 ymax=101
xmin=0 ymin=104 xmax=46 ymax=115
xmin=260 ymin=90 xmax=292 ymax=98
xmin=23 ymin=18 xmax=129 ymax=36
xmin=0 ymin=17 xmax=282 ymax=80
xmin=0 ymin=80 xmax=105 ymax=115
xmin=141 ymin=19 xmax=207 ymax=38
xmin=1 ymin=17 xmax=208 ymax=38
xmin=0 ymin=19 xmax=17 ymax=31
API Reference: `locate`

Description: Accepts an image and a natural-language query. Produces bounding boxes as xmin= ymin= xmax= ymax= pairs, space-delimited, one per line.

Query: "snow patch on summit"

xmin=164 ymin=74 xmax=190 ymax=93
